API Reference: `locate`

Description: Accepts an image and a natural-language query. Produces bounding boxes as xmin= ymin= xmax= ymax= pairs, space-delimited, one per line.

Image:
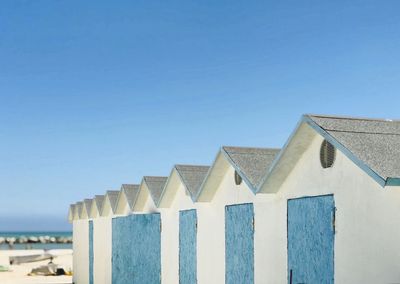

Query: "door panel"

xmin=225 ymin=203 xmax=254 ymax=284
xmin=112 ymin=213 xmax=161 ymax=284
xmin=287 ymin=195 xmax=335 ymax=284
xmin=179 ymin=209 xmax=197 ymax=284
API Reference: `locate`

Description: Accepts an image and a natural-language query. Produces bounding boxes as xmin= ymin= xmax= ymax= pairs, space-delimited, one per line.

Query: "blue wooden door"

xmin=287 ymin=195 xmax=335 ymax=284
xmin=225 ymin=203 xmax=254 ymax=284
xmin=112 ymin=213 xmax=161 ymax=284
xmin=89 ymin=220 xmax=94 ymax=284
xmin=179 ymin=209 xmax=197 ymax=284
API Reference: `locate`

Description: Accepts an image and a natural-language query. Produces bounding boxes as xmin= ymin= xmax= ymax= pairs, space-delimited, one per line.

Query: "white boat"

xmin=9 ymin=253 xmax=54 ymax=265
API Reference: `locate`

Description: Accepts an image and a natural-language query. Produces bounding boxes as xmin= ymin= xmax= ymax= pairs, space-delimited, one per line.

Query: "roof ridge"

xmin=326 ymin=129 xmax=400 ymax=136
xmin=308 ymin=114 xmax=400 ymax=123
xmin=223 ymin=145 xmax=281 ymax=150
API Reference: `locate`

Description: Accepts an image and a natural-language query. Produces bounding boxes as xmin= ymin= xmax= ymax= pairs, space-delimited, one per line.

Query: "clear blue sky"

xmin=1 ymin=1 xmax=400 ymax=231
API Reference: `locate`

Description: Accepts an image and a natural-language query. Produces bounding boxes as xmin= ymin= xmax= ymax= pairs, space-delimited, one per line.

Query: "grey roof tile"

xmin=309 ymin=115 xmax=400 ymax=179
xmin=83 ymin=199 xmax=92 ymax=215
xmin=76 ymin=202 xmax=83 ymax=218
xmin=144 ymin=176 xmax=168 ymax=205
xmin=106 ymin=190 xmax=120 ymax=212
xmin=222 ymin=146 xmax=281 ymax=189
xmin=121 ymin=184 xmax=140 ymax=210
xmin=175 ymin=165 xmax=210 ymax=199
xmin=94 ymin=195 xmax=104 ymax=212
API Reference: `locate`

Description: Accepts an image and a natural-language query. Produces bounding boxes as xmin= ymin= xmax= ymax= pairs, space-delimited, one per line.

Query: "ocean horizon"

xmin=0 ymin=231 xmax=72 ymax=250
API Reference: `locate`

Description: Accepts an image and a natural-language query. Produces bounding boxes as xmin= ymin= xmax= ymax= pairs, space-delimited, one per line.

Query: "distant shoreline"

xmin=0 ymin=232 xmax=72 ymax=250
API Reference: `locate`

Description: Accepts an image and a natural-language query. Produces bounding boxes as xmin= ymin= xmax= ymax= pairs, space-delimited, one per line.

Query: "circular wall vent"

xmin=320 ymin=140 xmax=336 ymax=168
xmin=234 ymin=170 xmax=242 ymax=185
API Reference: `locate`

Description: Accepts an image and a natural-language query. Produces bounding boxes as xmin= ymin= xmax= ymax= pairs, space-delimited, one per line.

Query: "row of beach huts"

xmin=68 ymin=114 xmax=400 ymax=284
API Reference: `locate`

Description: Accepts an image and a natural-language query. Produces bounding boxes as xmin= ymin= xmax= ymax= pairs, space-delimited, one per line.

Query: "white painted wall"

xmin=160 ymin=183 xmax=195 ymax=284
xmin=197 ymin=165 xmax=256 ymax=284
xmin=93 ymin=217 xmax=112 ymax=284
xmin=115 ymin=192 xmax=130 ymax=216
xmin=73 ymin=219 xmax=89 ymax=284
xmin=256 ymin=133 xmax=400 ymax=283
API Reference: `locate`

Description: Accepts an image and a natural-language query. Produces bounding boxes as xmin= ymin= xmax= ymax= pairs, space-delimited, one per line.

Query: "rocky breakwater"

xmin=0 ymin=235 xmax=73 ymax=246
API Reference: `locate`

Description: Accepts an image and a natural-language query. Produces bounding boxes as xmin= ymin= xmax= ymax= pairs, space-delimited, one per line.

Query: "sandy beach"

xmin=0 ymin=249 xmax=72 ymax=284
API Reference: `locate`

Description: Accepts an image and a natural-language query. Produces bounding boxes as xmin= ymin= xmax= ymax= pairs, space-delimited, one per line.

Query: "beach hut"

xmin=114 ymin=184 xmax=140 ymax=216
xmin=89 ymin=194 xmax=111 ymax=284
xmin=195 ymin=146 xmax=279 ymax=284
xmin=257 ymin=114 xmax=400 ymax=283
xmin=112 ymin=177 xmax=167 ymax=283
xmin=88 ymin=191 xmax=118 ymax=284
xmin=73 ymin=201 xmax=90 ymax=284
xmin=157 ymin=165 xmax=210 ymax=284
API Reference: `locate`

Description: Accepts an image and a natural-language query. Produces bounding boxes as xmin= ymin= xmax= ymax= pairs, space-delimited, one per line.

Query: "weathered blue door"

xmin=287 ymin=195 xmax=335 ymax=284
xmin=89 ymin=220 xmax=94 ymax=284
xmin=112 ymin=213 xmax=161 ymax=284
xmin=179 ymin=209 xmax=197 ymax=284
xmin=225 ymin=203 xmax=254 ymax=284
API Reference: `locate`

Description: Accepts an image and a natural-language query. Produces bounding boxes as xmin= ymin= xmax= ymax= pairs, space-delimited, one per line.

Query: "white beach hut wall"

xmin=256 ymin=114 xmax=400 ymax=284
xmin=157 ymin=164 xmax=209 ymax=284
xmin=72 ymin=201 xmax=90 ymax=284
xmin=195 ymin=146 xmax=279 ymax=284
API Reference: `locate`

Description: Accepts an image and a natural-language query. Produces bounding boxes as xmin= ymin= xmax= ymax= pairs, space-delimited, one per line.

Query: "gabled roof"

xmin=90 ymin=195 xmax=104 ymax=218
xmin=75 ymin=202 xmax=83 ymax=219
xmin=196 ymin=146 xmax=280 ymax=202
xmin=142 ymin=176 xmax=168 ymax=205
xmin=101 ymin=190 xmax=120 ymax=216
xmin=81 ymin=199 xmax=92 ymax=219
xmin=223 ymin=147 xmax=280 ymax=189
xmin=116 ymin=184 xmax=140 ymax=212
xmin=158 ymin=165 xmax=210 ymax=207
xmin=259 ymin=114 xmax=400 ymax=193
xmin=308 ymin=114 xmax=400 ymax=184
xmin=175 ymin=165 xmax=210 ymax=200
xmin=68 ymin=204 xmax=75 ymax=223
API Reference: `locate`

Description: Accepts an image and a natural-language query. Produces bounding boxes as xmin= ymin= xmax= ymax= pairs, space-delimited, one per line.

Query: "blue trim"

xmin=385 ymin=178 xmax=400 ymax=186
xmin=303 ymin=116 xmax=386 ymax=188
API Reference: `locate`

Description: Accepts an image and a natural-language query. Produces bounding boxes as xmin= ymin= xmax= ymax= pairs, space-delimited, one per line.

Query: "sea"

xmin=0 ymin=231 xmax=72 ymax=250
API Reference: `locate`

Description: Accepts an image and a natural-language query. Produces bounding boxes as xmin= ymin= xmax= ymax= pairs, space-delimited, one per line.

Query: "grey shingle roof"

xmin=308 ymin=115 xmax=400 ymax=180
xmin=175 ymin=165 xmax=210 ymax=200
xmin=106 ymin=190 xmax=120 ymax=212
xmin=83 ymin=199 xmax=92 ymax=215
xmin=94 ymin=195 xmax=104 ymax=212
xmin=222 ymin=146 xmax=281 ymax=189
xmin=121 ymin=184 xmax=140 ymax=210
xmin=143 ymin=176 xmax=168 ymax=205
xmin=76 ymin=202 xmax=83 ymax=218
